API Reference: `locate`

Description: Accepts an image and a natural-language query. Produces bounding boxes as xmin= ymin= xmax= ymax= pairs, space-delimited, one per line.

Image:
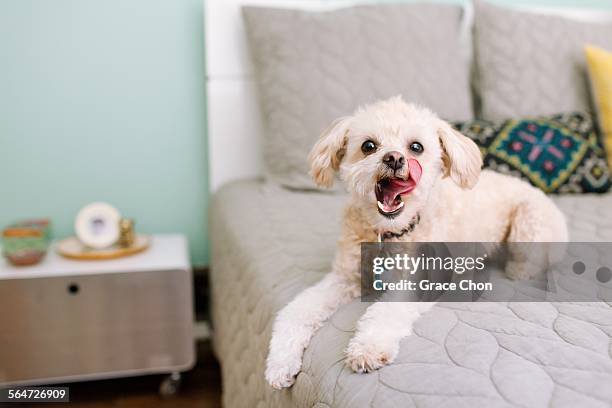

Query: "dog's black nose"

xmin=382 ymin=151 xmax=405 ymax=171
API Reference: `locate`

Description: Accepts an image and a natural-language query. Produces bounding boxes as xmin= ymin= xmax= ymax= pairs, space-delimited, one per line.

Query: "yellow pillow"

xmin=585 ymin=45 xmax=612 ymax=170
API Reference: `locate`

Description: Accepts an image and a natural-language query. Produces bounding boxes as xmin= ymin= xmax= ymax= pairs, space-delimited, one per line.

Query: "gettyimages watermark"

xmin=360 ymin=242 xmax=612 ymax=302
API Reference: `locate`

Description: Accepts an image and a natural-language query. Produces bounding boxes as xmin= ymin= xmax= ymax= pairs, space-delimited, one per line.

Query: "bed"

xmin=210 ymin=180 xmax=612 ymax=408
xmin=205 ymin=1 xmax=612 ymax=407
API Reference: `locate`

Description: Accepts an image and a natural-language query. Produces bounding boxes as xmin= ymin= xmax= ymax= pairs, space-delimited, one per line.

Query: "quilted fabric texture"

xmin=210 ymin=180 xmax=612 ymax=408
xmin=474 ymin=0 xmax=612 ymax=121
xmin=454 ymin=112 xmax=611 ymax=193
xmin=585 ymin=45 xmax=612 ymax=170
xmin=243 ymin=4 xmax=473 ymax=190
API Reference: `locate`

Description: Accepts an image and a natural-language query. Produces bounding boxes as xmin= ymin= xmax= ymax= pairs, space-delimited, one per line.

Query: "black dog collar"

xmin=378 ymin=214 xmax=420 ymax=242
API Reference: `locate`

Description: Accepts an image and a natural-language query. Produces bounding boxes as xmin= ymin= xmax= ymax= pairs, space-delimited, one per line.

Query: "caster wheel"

xmin=159 ymin=372 xmax=181 ymax=397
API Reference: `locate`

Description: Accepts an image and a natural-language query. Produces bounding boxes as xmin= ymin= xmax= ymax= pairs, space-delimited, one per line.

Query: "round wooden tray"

xmin=57 ymin=235 xmax=150 ymax=260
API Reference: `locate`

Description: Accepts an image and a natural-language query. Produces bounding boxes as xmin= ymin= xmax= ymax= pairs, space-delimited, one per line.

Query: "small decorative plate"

xmin=57 ymin=235 xmax=150 ymax=261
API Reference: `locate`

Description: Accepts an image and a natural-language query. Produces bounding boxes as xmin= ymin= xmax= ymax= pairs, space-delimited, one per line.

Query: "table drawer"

xmin=0 ymin=269 xmax=194 ymax=384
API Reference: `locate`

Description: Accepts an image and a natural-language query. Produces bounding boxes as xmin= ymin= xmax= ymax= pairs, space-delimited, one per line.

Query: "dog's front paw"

xmin=345 ymin=340 xmax=398 ymax=373
xmin=265 ymin=357 xmax=301 ymax=389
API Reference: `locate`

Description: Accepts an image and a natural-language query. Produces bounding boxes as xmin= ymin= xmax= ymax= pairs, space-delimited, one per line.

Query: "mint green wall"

xmin=0 ymin=0 xmax=209 ymax=265
xmin=1 ymin=0 xmax=611 ymax=267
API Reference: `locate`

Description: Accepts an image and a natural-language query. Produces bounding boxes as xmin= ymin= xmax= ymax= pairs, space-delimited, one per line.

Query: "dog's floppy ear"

xmin=437 ymin=121 xmax=483 ymax=189
xmin=308 ymin=116 xmax=351 ymax=188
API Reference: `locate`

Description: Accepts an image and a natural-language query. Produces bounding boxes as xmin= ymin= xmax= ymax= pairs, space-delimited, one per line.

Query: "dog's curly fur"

xmin=265 ymin=97 xmax=568 ymax=389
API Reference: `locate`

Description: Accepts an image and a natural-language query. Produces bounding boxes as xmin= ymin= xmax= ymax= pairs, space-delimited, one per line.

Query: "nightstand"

xmin=0 ymin=234 xmax=195 ymax=394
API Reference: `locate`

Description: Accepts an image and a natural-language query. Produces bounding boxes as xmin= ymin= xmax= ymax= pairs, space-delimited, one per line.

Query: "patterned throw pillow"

xmin=454 ymin=113 xmax=611 ymax=193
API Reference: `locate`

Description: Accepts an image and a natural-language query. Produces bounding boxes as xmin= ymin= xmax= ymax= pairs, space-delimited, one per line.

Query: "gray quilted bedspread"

xmin=210 ymin=180 xmax=612 ymax=408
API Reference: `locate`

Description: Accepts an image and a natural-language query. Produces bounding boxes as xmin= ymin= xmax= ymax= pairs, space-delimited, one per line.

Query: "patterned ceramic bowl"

xmin=2 ymin=219 xmax=51 ymax=266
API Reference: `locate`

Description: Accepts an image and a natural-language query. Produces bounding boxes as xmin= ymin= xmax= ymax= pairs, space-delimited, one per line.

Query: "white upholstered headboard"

xmin=204 ymin=0 xmax=612 ymax=192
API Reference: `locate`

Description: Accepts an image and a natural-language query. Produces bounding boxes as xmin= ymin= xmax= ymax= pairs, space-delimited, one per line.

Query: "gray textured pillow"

xmin=243 ymin=4 xmax=473 ymax=190
xmin=474 ymin=0 xmax=612 ymax=121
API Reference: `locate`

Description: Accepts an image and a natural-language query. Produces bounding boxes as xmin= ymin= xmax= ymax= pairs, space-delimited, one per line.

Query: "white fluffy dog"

xmin=265 ymin=96 xmax=568 ymax=389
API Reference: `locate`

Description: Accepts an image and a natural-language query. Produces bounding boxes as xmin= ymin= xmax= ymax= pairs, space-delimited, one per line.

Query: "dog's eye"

xmin=409 ymin=142 xmax=424 ymax=154
xmin=361 ymin=140 xmax=377 ymax=155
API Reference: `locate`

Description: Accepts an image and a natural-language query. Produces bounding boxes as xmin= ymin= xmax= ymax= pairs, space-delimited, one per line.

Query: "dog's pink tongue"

xmin=383 ymin=180 xmax=415 ymax=205
xmin=379 ymin=159 xmax=423 ymax=207
xmin=408 ymin=159 xmax=422 ymax=184
xmin=384 ymin=159 xmax=422 ymax=201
